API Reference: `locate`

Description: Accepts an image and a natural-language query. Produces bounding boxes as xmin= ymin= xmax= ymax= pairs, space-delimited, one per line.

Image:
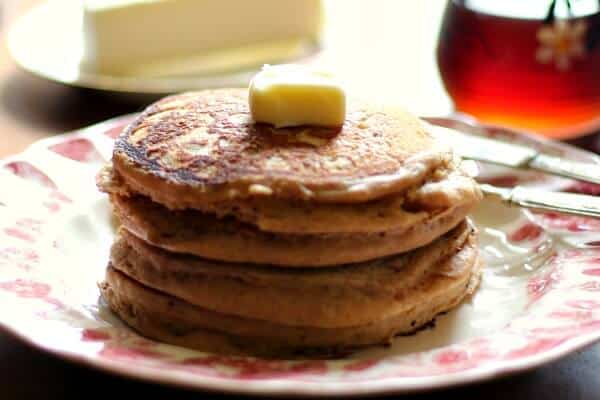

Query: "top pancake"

xmin=112 ymin=89 xmax=453 ymax=205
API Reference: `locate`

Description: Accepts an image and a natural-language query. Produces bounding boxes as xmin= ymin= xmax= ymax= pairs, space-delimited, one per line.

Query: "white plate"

xmin=0 ymin=115 xmax=599 ymax=397
xmin=7 ymin=0 xmax=320 ymax=94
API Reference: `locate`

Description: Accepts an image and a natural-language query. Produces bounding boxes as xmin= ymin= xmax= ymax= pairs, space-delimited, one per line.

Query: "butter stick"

xmin=249 ymin=64 xmax=346 ymax=128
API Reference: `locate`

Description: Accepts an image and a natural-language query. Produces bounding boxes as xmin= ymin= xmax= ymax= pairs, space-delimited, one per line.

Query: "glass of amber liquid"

xmin=437 ymin=0 xmax=600 ymax=139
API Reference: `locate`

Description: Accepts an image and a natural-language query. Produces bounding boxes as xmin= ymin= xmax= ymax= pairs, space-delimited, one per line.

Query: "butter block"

xmin=249 ymin=64 xmax=346 ymax=128
xmin=82 ymin=0 xmax=323 ymax=76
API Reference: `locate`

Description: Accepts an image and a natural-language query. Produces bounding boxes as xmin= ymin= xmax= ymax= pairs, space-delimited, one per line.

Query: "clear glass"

xmin=437 ymin=0 xmax=600 ymax=138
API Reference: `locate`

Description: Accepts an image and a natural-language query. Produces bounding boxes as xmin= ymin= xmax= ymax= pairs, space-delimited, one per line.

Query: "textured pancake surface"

xmin=100 ymin=234 xmax=480 ymax=358
xmin=109 ymin=223 xmax=477 ymax=328
xmin=100 ymin=162 xmax=481 ymax=235
xmin=111 ymin=193 xmax=472 ymax=266
xmin=112 ymin=89 xmax=453 ymax=205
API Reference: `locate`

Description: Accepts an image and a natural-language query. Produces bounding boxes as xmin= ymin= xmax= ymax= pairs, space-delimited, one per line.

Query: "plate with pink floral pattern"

xmin=1 ymin=115 xmax=599 ymax=397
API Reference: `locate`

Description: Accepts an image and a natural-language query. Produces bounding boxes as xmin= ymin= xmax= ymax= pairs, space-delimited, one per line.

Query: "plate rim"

xmin=1 ymin=320 xmax=598 ymax=398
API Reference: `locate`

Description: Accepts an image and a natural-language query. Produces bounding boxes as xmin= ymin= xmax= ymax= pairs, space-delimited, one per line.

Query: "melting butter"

xmin=249 ymin=64 xmax=346 ymax=128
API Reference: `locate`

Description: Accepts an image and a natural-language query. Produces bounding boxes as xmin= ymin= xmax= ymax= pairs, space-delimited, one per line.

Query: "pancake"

xmin=98 ymin=88 xmax=484 ymax=357
xmin=110 ymin=222 xmax=477 ymax=328
xmin=111 ymin=193 xmax=472 ymax=266
xmin=99 ymin=161 xmax=481 ymax=234
xmin=111 ymin=89 xmax=454 ymax=206
xmin=100 ymin=240 xmax=481 ymax=358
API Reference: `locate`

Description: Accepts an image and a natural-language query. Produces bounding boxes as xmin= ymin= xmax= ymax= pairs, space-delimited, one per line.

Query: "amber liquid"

xmin=437 ymin=0 xmax=600 ymax=138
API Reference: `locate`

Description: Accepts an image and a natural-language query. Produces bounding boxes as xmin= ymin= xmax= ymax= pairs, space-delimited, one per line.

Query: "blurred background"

xmin=0 ymin=0 xmax=450 ymax=157
xmin=0 ymin=0 xmax=599 ymax=157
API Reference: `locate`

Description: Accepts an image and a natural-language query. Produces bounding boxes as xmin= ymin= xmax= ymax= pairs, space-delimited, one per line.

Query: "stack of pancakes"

xmin=98 ymin=89 xmax=483 ymax=358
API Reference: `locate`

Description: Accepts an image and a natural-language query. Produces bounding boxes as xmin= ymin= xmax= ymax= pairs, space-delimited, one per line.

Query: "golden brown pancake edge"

xmin=109 ymin=222 xmax=477 ymax=328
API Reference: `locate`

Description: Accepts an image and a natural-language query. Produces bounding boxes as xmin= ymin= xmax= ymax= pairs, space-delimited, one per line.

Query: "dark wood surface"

xmin=0 ymin=2 xmax=599 ymax=398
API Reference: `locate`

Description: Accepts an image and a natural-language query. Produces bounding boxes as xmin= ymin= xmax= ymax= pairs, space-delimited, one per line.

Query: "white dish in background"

xmin=0 ymin=115 xmax=599 ymax=396
xmin=7 ymin=0 xmax=321 ymax=94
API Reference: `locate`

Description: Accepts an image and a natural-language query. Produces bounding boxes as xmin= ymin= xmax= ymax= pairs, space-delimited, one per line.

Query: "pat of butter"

xmin=249 ymin=65 xmax=346 ymax=128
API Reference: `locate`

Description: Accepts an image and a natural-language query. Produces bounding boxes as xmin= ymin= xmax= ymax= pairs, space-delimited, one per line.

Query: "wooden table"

xmin=0 ymin=1 xmax=599 ymax=398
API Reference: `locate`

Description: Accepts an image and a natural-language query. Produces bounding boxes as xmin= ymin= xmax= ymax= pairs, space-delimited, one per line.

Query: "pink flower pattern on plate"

xmin=0 ymin=115 xmax=598 ymax=396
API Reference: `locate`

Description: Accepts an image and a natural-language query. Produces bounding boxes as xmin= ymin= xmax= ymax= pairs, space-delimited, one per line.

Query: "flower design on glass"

xmin=536 ymin=19 xmax=588 ymax=71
